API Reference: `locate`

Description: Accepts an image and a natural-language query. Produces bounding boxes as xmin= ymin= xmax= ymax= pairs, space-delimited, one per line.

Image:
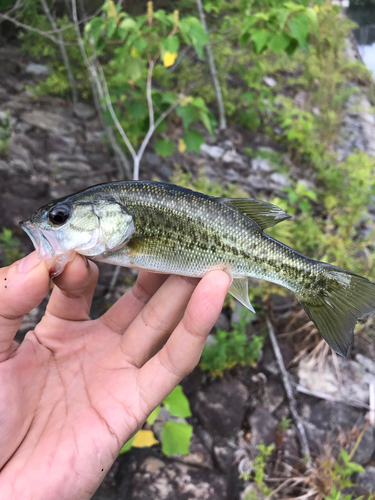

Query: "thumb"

xmin=0 ymin=252 xmax=50 ymax=361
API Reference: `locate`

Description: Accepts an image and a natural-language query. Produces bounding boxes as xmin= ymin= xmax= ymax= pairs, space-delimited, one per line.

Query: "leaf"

xmin=183 ymin=129 xmax=204 ymax=154
xmin=251 ymin=29 xmax=271 ymax=54
xmin=163 ymin=385 xmax=192 ymax=418
xmin=85 ymin=17 xmax=106 ymax=44
xmin=199 ymin=110 xmax=214 ymax=135
xmin=147 ymin=406 xmax=160 ymax=425
xmin=119 ymin=435 xmax=135 ymax=454
xmin=163 ymin=51 xmax=178 ymax=67
xmin=119 ymin=17 xmax=137 ymax=31
xmin=288 ymin=13 xmax=309 ymax=49
xmin=165 ymin=35 xmax=180 ymax=55
xmin=268 ymin=32 xmax=291 ymax=54
xmin=176 ymin=104 xmax=197 ymax=128
xmin=178 ymin=138 xmax=187 ymax=153
xmin=161 ymin=421 xmax=193 ymax=456
xmin=107 ymin=17 xmax=117 ymax=38
xmin=304 ymin=7 xmax=318 ymax=33
xmin=132 ymin=430 xmax=159 ymax=448
xmin=155 ymin=139 xmax=174 ymax=158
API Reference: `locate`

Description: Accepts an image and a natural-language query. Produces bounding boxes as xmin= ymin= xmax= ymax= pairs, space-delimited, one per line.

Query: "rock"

xmin=301 ymin=400 xmax=374 ymax=464
xmin=24 ymin=63 xmax=50 ymax=76
xmin=215 ymin=312 xmax=230 ymax=332
xmin=145 ymin=152 xmax=161 ymax=168
xmin=225 ymin=168 xmax=239 ymax=182
xmin=200 ymin=144 xmax=224 ymax=160
xmin=262 ymin=378 xmax=284 ymax=413
xmin=0 ymin=110 xmax=8 ymax=122
xmin=249 ymin=408 xmax=278 ymax=450
xmin=252 ymin=157 xmax=272 ymax=173
xmin=356 ymin=465 xmax=375 ymax=492
xmin=0 ymin=160 xmax=9 ymax=171
xmin=263 ymin=76 xmax=277 ymax=87
xmin=130 ymin=459 xmax=227 ymax=500
xmin=222 ymin=150 xmax=244 ymax=164
xmin=298 ymin=356 xmax=375 ymax=405
xmin=46 ymin=134 xmax=77 ymax=155
xmin=269 ymin=172 xmax=291 ymax=188
xmin=246 ymin=175 xmax=271 ymax=190
xmin=240 ymin=484 xmax=257 ymax=500
xmin=22 ymin=110 xmax=78 ymax=135
xmin=213 ymin=436 xmax=236 ymax=471
xmin=73 ymin=102 xmax=96 ymax=121
xmin=192 ymin=379 xmax=248 ymax=438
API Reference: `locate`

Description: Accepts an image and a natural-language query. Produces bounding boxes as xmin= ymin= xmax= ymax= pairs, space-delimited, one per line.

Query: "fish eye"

xmin=48 ymin=205 xmax=70 ymax=226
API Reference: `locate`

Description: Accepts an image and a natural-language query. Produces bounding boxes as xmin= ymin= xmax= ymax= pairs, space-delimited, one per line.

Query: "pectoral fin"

xmin=229 ymin=278 xmax=255 ymax=313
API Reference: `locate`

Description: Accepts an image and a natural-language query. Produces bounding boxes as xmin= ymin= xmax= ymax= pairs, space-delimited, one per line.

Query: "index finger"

xmin=136 ymin=270 xmax=231 ymax=409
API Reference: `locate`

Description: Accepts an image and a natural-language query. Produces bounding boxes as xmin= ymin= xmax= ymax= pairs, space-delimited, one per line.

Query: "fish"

xmin=20 ymin=180 xmax=375 ymax=357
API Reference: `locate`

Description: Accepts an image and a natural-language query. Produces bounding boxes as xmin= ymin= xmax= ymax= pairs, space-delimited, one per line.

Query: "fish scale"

xmin=21 ymin=180 xmax=375 ymax=357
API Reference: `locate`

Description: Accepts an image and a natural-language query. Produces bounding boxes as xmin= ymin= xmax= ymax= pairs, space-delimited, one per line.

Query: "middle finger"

xmin=119 ymin=274 xmax=198 ymax=368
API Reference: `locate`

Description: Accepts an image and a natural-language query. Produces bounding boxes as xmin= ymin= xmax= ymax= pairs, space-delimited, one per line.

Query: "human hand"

xmin=0 ymin=252 xmax=230 ymax=500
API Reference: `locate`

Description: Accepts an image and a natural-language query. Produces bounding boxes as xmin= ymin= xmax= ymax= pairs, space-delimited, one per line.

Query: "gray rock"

xmin=215 ymin=312 xmax=230 ymax=332
xmin=200 ymin=144 xmax=224 ymax=160
xmin=298 ymin=356 xmax=375 ymax=405
xmin=357 ymin=465 xmax=375 ymax=493
xmin=46 ymin=134 xmax=77 ymax=155
xmin=0 ymin=160 xmax=9 ymax=171
xmin=24 ymin=63 xmax=50 ymax=76
xmin=269 ymin=172 xmax=291 ymax=188
xmin=73 ymin=102 xmax=96 ymax=120
xmin=22 ymin=110 xmax=78 ymax=135
xmin=252 ymin=157 xmax=272 ymax=173
xmin=192 ymin=379 xmax=248 ymax=438
xmin=301 ymin=401 xmax=374 ymax=464
xmin=222 ymin=150 xmax=244 ymax=164
xmin=145 ymin=152 xmax=161 ymax=168
xmin=213 ymin=439 xmax=236 ymax=471
xmin=86 ymin=130 xmax=106 ymax=144
xmin=249 ymin=408 xmax=278 ymax=450
xmin=263 ymin=76 xmax=277 ymax=87
xmin=262 ymin=379 xmax=284 ymax=413
xmin=0 ymin=111 xmax=8 ymax=122
xmin=246 ymin=175 xmax=270 ymax=190
xmin=130 ymin=459 xmax=227 ymax=500
xmin=174 ymin=433 xmax=214 ymax=469
xmin=225 ymin=168 xmax=239 ymax=182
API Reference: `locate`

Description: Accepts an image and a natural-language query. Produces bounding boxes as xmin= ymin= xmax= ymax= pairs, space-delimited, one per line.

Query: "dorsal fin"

xmin=218 ymin=198 xmax=291 ymax=230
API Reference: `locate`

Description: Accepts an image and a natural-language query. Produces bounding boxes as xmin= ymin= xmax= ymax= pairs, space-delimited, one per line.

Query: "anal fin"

xmin=229 ymin=278 xmax=255 ymax=313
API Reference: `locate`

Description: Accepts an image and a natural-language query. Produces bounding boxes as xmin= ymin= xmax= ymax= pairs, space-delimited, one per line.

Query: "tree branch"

xmin=40 ymin=0 xmax=78 ymax=103
xmin=196 ymin=0 xmax=226 ymax=130
xmin=266 ymin=315 xmax=312 ymax=468
xmin=71 ymin=0 xmax=132 ymax=179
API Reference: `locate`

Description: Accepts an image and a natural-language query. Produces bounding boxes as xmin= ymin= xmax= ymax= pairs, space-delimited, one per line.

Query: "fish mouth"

xmin=20 ymin=220 xmax=55 ymax=260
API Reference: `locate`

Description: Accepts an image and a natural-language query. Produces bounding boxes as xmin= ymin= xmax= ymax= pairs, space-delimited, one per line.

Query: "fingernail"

xmin=18 ymin=252 xmax=40 ymax=274
xmin=222 ymin=268 xmax=233 ymax=284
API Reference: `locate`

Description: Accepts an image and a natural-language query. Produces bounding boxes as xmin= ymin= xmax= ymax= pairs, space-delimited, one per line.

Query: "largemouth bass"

xmin=20 ymin=180 xmax=375 ymax=357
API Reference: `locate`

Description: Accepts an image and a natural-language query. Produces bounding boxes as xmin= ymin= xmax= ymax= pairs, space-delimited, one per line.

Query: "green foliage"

xmin=323 ymin=449 xmax=366 ymax=500
xmin=241 ymin=443 xmax=275 ymax=498
xmin=119 ymin=385 xmax=193 ymax=456
xmin=0 ymin=228 xmax=25 ymax=266
xmin=0 ymin=110 xmax=11 ymax=154
xmin=200 ymin=307 xmax=263 ymax=377
xmin=161 ymin=421 xmax=193 ymax=456
xmin=278 ymin=416 xmax=292 ymax=433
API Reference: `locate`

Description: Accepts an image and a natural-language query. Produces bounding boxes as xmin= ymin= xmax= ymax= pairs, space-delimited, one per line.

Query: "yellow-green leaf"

xmin=163 ymin=51 xmax=178 ymax=67
xmin=178 ymin=138 xmax=187 ymax=153
xmin=132 ymin=430 xmax=159 ymax=448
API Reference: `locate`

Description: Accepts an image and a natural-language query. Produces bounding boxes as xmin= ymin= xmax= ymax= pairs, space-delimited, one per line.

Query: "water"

xmin=347 ymin=4 xmax=375 ymax=79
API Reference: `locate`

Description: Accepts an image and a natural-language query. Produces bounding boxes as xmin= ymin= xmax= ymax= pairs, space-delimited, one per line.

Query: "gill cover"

xmin=81 ymin=198 xmax=135 ymax=256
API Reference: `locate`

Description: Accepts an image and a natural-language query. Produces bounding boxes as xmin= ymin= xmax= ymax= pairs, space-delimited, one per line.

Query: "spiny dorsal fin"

xmin=229 ymin=278 xmax=255 ymax=313
xmin=219 ymin=198 xmax=291 ymax=230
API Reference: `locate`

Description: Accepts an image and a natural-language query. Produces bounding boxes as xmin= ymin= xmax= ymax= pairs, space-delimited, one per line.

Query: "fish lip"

xmin=20 ymin=220 xmax=54 ymax=259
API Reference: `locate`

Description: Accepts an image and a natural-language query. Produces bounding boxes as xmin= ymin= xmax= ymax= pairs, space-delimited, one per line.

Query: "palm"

xmin=0 ymin=253 xmax=230 ymax=500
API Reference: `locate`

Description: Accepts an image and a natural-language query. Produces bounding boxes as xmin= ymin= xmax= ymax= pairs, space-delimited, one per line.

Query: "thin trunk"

xmin=40 ymin=0 xmax=78 ymax=104
xmin=196 ymin=0 xmax=226 ymax=130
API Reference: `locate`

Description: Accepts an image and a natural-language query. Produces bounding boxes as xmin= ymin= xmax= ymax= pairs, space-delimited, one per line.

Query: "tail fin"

xmin=298 ymin=264 xmax=375 ymax=357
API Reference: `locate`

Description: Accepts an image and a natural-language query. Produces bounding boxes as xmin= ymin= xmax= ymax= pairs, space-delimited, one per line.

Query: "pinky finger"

xmin=136 ymin=270 xmax=231 ymax=409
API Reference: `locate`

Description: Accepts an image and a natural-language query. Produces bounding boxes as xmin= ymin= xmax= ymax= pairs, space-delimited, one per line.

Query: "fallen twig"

xmin=266 ymin=315 xmax=312 ymax=468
